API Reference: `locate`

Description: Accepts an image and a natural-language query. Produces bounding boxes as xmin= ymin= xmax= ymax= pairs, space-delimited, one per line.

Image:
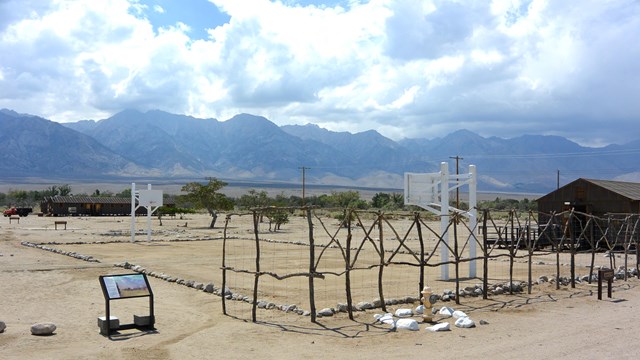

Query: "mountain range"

xmin=1 ymin=108 xmax=639 ymax=194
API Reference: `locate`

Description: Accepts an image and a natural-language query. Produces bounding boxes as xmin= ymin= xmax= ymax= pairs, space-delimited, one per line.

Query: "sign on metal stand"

xmin=98 ymin=273 xmax=155 ymax=336
xmin=404 ymin=162 xmax=477 ymax=280
xmin=598 ymin=269 xmax=614 ymax=300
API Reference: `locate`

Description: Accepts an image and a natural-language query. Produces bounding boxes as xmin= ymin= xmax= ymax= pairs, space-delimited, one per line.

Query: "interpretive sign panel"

xmin=100 ymin=273 xmax=151 ymax=300
xmin=600 ymin=269 xmax=614 ymax=281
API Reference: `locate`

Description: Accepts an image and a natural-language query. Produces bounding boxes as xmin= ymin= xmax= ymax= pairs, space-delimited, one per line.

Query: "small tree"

xmin=327 ymin=191 xmax=367 ymax=209
xmin=116 ymin=189 xmax=132 ymax=198
xmin=58 ymin=184 xmax=72 ymax=196
xmin=266 ymin=209 xmax=289 ymax=231
xmin=371 ymin=192 xmax=391 ymax=209
xmin=237 ymin=189 xmax=270 ymax=209
xmin=181 ymin=178 xmax=233 ymax=228
xmin=43 ymin=186 xmax=58 ymax=197
xmin=371 ymin=192 xmax=404 ymax=210
xmin=8 ymin=190 xmax=29 ymax=206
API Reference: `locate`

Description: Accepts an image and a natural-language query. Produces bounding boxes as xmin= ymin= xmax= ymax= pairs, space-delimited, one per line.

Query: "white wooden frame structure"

xmin=130 ymin=183 xmax=163 ymax=242
xmin=405 ymin=162 xmax=477 ymax=280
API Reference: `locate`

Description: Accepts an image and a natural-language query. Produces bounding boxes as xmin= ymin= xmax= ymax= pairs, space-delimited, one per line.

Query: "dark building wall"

xmin=537 ymin=178 xmax=637 ymax=218
xmin=41 ymin=196 xmax=151 ymax=216
xmin=536 ymin=179 xmax=640 ymax=249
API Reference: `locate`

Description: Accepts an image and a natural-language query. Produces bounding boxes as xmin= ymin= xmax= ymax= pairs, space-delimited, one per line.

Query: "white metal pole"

xmin=440 ymin=162 xmax=450 ymax=280
xmin=469 ymin=165 xmax=477 ymax=278
xmin=147 ymin=184 xmax=152 ymax=242
xmin=131 ymin=182 xmax=136 ymax=242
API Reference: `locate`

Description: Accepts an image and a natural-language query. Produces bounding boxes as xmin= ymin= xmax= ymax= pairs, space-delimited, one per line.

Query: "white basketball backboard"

xmin=138 ymin=189 xmax=163 ymax=207
xmin=404 ymin=172 xmax=440 ymax=208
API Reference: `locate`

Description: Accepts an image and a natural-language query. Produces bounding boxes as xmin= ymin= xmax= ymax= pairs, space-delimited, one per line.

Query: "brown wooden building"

xmin=536 ymin=179 xmax=640 ymax=249
xmin=41 ymin=196 xmax=173 ymax=216
xmin=537 ymin=178 xmax=640 ymax=217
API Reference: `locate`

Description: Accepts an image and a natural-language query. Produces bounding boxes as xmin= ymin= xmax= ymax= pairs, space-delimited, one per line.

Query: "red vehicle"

xmin=3 ymin=207 xmax=33 ymax=217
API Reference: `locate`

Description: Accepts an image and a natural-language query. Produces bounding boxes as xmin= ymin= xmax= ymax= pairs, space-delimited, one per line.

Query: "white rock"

xmin=374 ymin=313 xmax=395 ymax=325
xmin=31 ymin=322 xmax=56 ymax=336
xmin=439 ymin=307 xmax=454 ymax=317
xmin=452 ymin=310 xmax=468 ymax=319
xmin=395 ymin=308 xmax=413 ymax=318
xmin=454 ymin=317 xmax=476 ymax=328
xmin=425 ymin=322 xmax=451 ymax=332
xmin=318 ymin=308 xmax=334 ymax=317
xmin=395 ymin=318 xmax=419 ymax=331
xmin=415 ymin=305 xmax=425 ymax=315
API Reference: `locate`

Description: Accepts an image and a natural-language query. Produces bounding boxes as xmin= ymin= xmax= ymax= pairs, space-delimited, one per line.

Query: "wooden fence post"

xmin=569 ymin=211 xmax=576 ymax=289
xmin=509 ymin=210 xmax=515 ymax=295
xmin=624 ymin=216 xmax=630 ymax=282
xmin=221 ymin=215 xmax=230 ymax=315
xmin=252 ymin=211 xmax=261 ymax=322
xmin=482 ymin=209 xmax=488 ymax=300
xmin=345 ymin=209 xmax=354 ymax=320
xmin=588 ymin=216 xmax=595 ymax=284
xmin=307 ymin=207 xmax=317 ymax=323
xmin=527 ymin=215 xmax=533 ymax=294
xmin=377 ymin=212 xmax=387 ymax=313
xmin=453 ymin=214 xmax=460 ymax=305
xmin=416 ymin=213 xmax=425 ymax=298
xmin=635 ymin=215 xmax=640 ymax=279
xmin=552 ymin=212 xmax=560 ymax=290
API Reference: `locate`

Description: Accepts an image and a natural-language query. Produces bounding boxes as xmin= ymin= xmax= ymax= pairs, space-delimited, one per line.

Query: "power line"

xmin=461 ymin=148 xmax=640 ymax=159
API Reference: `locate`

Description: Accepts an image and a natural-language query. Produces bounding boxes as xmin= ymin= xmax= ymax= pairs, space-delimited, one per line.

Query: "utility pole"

xmin=449 ymin=156 xmax=463 ymax=210
xmin=299 ymin=166 xmax=310 ymax=206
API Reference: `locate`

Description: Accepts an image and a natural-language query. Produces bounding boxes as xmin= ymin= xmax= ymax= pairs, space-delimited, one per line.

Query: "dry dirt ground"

xmin=1 ymin=213 xmax=639 ymax=360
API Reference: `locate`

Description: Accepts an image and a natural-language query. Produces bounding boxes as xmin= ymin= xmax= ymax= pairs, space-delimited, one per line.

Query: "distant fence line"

xmin=220 ymin=207 xmax=640 ymax=323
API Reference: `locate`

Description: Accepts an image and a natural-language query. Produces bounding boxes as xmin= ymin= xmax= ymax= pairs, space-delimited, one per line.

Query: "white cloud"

xmin=470 ymin=49 xmax=503 ymax=65
xmin=0 ymin=0 xmax=638 ymax=146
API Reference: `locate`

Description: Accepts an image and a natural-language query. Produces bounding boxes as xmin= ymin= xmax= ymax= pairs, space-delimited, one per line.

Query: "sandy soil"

xmin=1 ymin=213 xmax=639 ymax=360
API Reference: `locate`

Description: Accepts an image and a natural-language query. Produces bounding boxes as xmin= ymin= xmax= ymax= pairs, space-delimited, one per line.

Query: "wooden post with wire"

xmin=449 ymin=155 xmax=463 ymax=211
xmin=299 ymin=166 xmax=310 ymax=206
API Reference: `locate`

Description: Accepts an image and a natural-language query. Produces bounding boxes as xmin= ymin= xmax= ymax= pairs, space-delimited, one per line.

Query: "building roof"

xmin=584 ymin=179 xmax=640 ymax=201
xmin=44 ymin=196 xmax=131 ymax=204
xmin=43 ymin=195 xmax=176 ymax=205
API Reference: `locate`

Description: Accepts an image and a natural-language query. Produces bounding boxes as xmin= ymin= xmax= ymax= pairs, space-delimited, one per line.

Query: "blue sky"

xmin=138 ymin=0 xmax=354 ymax=40
xmin=139 ymin=0 xmax=230 ymax=40
xmin=1 ymin=0 xmax=639 ymax=147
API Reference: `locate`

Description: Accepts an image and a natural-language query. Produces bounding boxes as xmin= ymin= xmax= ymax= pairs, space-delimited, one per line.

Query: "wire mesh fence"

xmin=220 ymin=207 xmax=640 ymax=322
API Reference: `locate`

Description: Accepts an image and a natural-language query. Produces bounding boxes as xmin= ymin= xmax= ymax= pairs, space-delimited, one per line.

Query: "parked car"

xmin=3 ymin=207 xmax=33 ymax=217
